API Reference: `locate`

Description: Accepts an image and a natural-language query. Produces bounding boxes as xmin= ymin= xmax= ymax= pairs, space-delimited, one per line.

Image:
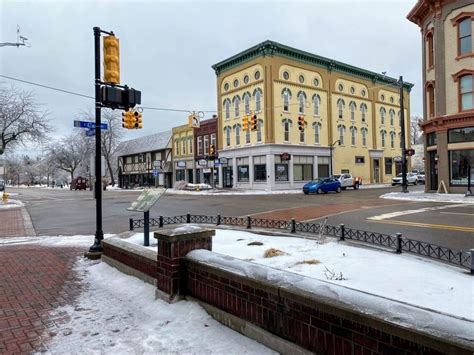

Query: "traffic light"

xmin=210 ymin=144 xmax=215 ymax=157
xmin=188 ymin=114 xmax=199 ymax=128
xmin=250 ymin=114 xmax=258 ymax=131
xmin=242 ymin=115 xmax=249 ymax=131
xmin=122 ymin=111 xmax=133 ymax=129
xmin=298 ymin=116 xmax=305 ymax=131
xmin=103 ymin=35 xmax=120 ymax=84
xmin=133 ymin=111 xmax=143 ymax=129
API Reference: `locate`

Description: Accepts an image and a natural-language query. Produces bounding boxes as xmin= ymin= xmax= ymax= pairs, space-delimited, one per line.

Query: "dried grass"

xmin=263 ymin=248 xmax=286 ymax=258
xmin=247 ymin=241 xmax=264 ymax=246
xmin=294 ymin=259 xmax=320 ymax=266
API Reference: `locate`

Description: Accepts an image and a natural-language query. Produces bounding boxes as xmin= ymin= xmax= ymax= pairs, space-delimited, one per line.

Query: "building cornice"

xmin=419 ymin=111 xmax=474 ymax=133
xmin=407 ymin=0 xmax=455 ymax=26
xmin=212 ymin=40 xmax=414 ymax=92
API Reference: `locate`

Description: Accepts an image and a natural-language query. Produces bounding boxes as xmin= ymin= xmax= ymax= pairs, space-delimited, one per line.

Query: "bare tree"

xmin=410 ymin=115 xmax=423 ymax=145
xmin=48 ymin=131 xmax=92 ymax=183
xmin=0 ymin=84 xmax=51 ymax=155
xmin=101 ymin=110 xmax=124 ymax=186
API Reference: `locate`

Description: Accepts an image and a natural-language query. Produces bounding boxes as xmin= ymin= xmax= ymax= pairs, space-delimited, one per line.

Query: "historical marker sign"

xmin=127 ymin=188 xmax=166 ymax=212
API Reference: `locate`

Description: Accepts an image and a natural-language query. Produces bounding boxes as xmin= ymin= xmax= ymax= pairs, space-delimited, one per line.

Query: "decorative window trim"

xmin=452 ymin=14 xmax=473 ymax=58
xmin=425 ymin=29 xmax=434 ymax=70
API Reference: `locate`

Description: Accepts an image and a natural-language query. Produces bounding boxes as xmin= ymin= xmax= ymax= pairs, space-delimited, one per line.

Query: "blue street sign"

xmin=85 ymin=128 xmax=95 ymax=137
xmin=74 ymin=120 xmax=108 ymax=130
xmin=152 ymin=171 xmax=158 ymax=177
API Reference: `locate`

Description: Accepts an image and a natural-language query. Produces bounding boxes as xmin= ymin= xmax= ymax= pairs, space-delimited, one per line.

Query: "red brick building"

xmin=194 ymin=116 xmax=218 ymax=185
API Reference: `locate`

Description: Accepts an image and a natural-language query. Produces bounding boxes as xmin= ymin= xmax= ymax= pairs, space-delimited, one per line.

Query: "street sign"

xmin=74 ymin=120 xmax=108 ymax=130
xmin=152 ymin=171 xmax=158 ymax=177
xmin=85 ymin=128 xmax=95 ymax=137
xmin=153 ymin=160 xmax=161 ymax=168
xmin=198 ymin=159 xmax=208 ymax=167
xmin=127 ymin=188 xmax=166 ymax=212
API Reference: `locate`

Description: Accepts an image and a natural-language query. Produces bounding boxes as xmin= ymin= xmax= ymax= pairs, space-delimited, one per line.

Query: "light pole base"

xmin=84 ymin=251 xmax=102 ymax=260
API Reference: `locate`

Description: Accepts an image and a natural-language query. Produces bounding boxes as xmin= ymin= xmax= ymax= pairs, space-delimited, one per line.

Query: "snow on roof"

xmin=116 ymin=130 xmax=171 ymax=156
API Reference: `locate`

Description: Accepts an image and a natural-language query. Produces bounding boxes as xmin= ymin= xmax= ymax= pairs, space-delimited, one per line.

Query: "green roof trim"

xmin=212 ymin=40 xmax=414 ymax=92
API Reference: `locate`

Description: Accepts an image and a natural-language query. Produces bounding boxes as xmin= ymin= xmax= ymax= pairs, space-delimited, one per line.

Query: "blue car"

xmin=303 ymin=178 xmax=342 ymax=195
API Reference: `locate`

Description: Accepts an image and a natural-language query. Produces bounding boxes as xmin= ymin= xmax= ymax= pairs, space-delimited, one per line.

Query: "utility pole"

xmin=399 ymin=76 xmax=408 ymax=193
xmin=0 ymin=25 xmax=30 ymax=48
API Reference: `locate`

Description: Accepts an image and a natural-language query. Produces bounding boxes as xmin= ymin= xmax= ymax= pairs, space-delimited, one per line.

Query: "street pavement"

xmin=4 ymin=185 xmax=474 ymax=251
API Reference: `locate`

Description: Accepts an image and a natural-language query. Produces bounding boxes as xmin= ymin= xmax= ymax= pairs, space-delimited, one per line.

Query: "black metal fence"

xmin=129 ymin=213 xmax=473 ymax=272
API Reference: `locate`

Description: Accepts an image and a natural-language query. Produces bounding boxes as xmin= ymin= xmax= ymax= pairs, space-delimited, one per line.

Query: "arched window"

xmin=380 ymin=107 xmax=386 ymax=124
xmin=460 ymin=74 xmax=473 ymax=111
xmin=282 ymin=119 xmax=291 ymax=142
xmin=283 ymin=89 xmax=290 ymax=111
xmin=350 ymin=126 xmax=357 ymax=146
xmin=244 ymin=93 xmax=250 ymax=115
xmin=254 ymin=89 xmax=262 ymax=112
xmin=233 ymin=97 xmax=240 ymax=117
xmin=257 ymin=120 xmax=263 ymax=142
xmin=426 ymin=31 xmax=434 ymax=68
xmin=349 ymin=101 xmax=356 ymax=121
xmin=361 ymin=128 xmax=368 ymax=147
xmin=380 ymin=130 xmax=386 ymax=148
xmin=426 ymin=84 xmax=435 ymax=117
xmin=389 ymin=109 xmax=395 ymax=126
xmin=360 ymin=103 xmax=367 ymax=123
xmin=312 ymin=94 xmax=320 ymax=116
xmin=458 ymin=17 xmax=472 ymax=56
xmin=390 ymin=131 xmax=396 ymax=148
xmin=245 ymin=128 xmax=251 ymax=144
xmin=337 ymin=99 xmax=345 ymax=119
xmin=224 ymin=99 xmax=230 ymax=120
xmin=225 ymin=127 xmax=231 ymax=147
xmin=235 ymin=125 xmax=241 ymax=145
xmin=338 ymin=125 xmax=345 ymax=145
xmin=313 ymin=122 xmax=322 ymax=144
xmin=298 ymin=91 xmax=306 ymax=114
xmin=398 ymin=111 xmax=402 ymax=126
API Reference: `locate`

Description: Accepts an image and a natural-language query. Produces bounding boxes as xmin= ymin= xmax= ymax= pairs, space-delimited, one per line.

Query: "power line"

xmin=0 ymin=74 xmax=217 ymax=114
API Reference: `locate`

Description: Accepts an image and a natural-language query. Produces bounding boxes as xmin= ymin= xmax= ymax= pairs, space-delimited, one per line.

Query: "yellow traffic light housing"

xmin=210 ymin=144 xmax=215 ymax=156
xmin=133 ymin=111 xmax=143 ymax=129
xmin=103 ymin=35 xmax=120 ymax=84
xmin=298 ymin=116 xmax=305 ymax=131
xmin=250 ymin=114 xmax=258 ymax=131
xmin=242 ymin=115 xmax=249 ymax=131
xmin=122 ymin=111 xmax=132 ymax=129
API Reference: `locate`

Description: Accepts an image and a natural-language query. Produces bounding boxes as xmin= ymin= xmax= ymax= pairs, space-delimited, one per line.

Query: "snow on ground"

xmin=381 ymin=190 xmax=474 ymax=204
xmin=127 ymin=229 xmax=472 ymax=320
xmin=0 ymin=234 xmax=115 ymax=247
xmin=0 ymin=198 xmax=24 ymax=210
xmin=46 ymin=259 xmax=275 ymax=354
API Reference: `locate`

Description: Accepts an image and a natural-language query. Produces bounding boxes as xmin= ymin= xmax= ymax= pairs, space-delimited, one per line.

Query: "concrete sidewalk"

xmin=0 ymin=245 xmax=84 ymax=353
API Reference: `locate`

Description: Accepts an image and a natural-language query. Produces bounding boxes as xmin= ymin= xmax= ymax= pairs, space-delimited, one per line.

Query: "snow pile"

xmin=0 ymin=234 xmax=115 ymax=247
xmin=45 ymin=259 xmax=274 ymax=354
xmin=0 ymin=198 xmax=24 ymax=210
xmin=167 ymin=188 xmax=302 ymax=196
xmin=381 ymin=190 xmax=474 ymax=204
xmin=185 ymin=183 xmax=212 ymax=190
xmin=188 ymin=249 xmax=473 ymax=348
xmin=125 ymin=229 xmax=472 ymax=320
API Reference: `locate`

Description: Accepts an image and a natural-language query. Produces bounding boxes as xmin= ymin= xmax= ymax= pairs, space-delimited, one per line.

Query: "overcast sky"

xmin=1 ymin=0 xmax=421 ymax=156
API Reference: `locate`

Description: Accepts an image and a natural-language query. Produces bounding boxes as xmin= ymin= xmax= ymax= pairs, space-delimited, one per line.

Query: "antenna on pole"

xmin=0 ymin=25 xmax=30 ymax=48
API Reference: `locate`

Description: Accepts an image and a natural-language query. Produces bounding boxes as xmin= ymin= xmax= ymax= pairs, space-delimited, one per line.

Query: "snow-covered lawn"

xmin=127 ymin=229 xmax=472 ymax=321
xmin=381 ymin=190 xmax=474 ymax=204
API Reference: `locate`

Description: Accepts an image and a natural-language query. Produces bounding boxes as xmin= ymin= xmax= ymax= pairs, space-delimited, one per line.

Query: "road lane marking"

xmin=367 ymin=204 xmax=466 ymax=221
xmin=369 ymin=219 xmax=474 ymax=232
xmin=440 ymin=212 xmax=474 ymax=216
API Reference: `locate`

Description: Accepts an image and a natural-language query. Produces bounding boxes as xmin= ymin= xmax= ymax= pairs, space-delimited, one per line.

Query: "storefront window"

xmin=294 ymin=164 xmax=313 ymax=181
xmin=176 ymin=170 xmax=185 ymax=181
xmin=237 ymin=165 xmax=249 ymax=182
xmin=450 ymin=150 xmax=474 ymax=185
xmin=254 ymin=165 xmax=266 ymax=182
xmin=318 ymin=156 xmax=330 ymax=178
xmin=384 ymin=157 xmax=393 ymax=175
xmin=275 ymin=164 xmax=288 ymax=181
xmin=448 ymin=127 xmax=474 ymax=143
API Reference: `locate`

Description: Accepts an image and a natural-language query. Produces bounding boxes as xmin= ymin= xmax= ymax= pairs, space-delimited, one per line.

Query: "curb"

xmin=21 ymin=206 xmax=36 ymax=237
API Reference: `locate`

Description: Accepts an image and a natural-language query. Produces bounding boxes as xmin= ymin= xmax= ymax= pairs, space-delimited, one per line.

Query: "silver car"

xmin=392 ymin=173 xmax=418 ymax=186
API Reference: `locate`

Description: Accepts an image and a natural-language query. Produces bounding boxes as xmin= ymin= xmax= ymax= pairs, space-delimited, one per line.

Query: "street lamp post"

xmin=399 ymin=76 xmax=408 ymax=193
xmin=329 ymin=140 xmax=340 ymax=177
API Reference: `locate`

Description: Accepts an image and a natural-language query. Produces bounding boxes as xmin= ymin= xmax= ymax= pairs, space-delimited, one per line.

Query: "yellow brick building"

xmin=212 ymin=41 xmax=413 ymax=189
xmin=172 ymin=124 xmax=195 ymax=184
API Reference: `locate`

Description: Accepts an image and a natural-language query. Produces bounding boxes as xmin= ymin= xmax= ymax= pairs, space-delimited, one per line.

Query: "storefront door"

xmin=223 ymin=167 xmax=233 ymax=188
xmin=429 ymin=151 xmax=438 ymax=191
xmin=373 ymin=159 xmax=380 ymax=183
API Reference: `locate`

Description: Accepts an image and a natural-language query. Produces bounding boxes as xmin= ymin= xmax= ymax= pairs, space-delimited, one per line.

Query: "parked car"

xmin=332 ymin=173 xmax=362 ymax=190
xmin=303 ymin=178 xmax=342 ymax=194
xmin=417 ymin=171 xmax=425 ymax=184
xmin=70 ymin=177 xmax=88 ymax=190
xmin=392 ymin=172 xmax=418 ymax=186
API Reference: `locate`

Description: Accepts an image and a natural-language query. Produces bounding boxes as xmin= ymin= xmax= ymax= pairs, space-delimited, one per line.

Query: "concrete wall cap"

xmin=103 ymin=237 xmax=157 ymax=261
xmin=154 ymin=225 xmax=215 ymax=242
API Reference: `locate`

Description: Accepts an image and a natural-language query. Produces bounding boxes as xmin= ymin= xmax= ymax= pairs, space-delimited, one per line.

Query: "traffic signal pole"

xmin=399 ymin=76 xmax=408 ymax=193
xmin=89 ymin=26 xmax=105 ymax=253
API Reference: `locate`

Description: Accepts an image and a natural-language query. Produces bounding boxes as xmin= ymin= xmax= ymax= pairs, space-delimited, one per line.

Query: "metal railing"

xmin=129 ymin=213 xmax=473 ymax=272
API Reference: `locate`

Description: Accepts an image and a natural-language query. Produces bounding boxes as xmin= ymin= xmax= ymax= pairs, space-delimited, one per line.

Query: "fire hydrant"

xmin=2 ymin=192 xmax=9 ymax=203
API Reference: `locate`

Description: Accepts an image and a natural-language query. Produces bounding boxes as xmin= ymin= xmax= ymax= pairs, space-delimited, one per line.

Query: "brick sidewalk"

xmin=0 ymin=245 xmax=84 ymax=353
xmin=0 ymin=209 xmax=26 ymax=237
